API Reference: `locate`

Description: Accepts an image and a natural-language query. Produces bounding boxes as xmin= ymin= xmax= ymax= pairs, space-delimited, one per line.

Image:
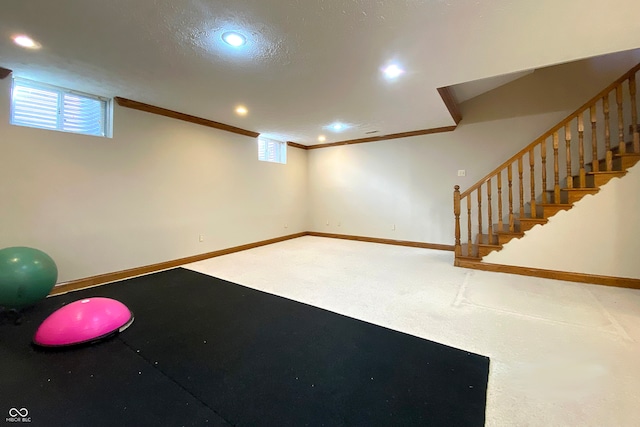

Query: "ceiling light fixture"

xmin=235 ymin=105 xmax=248 ymax=116
xmin=318 ymin=135 xmax=326 ymax=142
xmin=12 ymin=34 xmax=40 ymax=49
xmin=324 ymin=122 xmax=349 ymax=133
xmin=222 ymin=32 xmax=247 ymax=47
xmin=382 ymin=63 xmax=405 ymax=79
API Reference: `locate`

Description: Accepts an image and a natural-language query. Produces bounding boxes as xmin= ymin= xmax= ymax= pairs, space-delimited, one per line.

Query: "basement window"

xmin=258 ymin=137 xmax=287 ymax=164
xmin=10 ymin=77 xmax=111 ymax=137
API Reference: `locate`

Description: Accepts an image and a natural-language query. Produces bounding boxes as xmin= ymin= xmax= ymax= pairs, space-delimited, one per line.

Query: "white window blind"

xmin=10 ymin=78 xmax=110 ymax=137
xmin=258 ymin=137 xmax=287 ymax=164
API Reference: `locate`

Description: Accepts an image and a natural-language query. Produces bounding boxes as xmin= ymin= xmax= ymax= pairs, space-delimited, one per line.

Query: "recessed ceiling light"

xmin=324 ymin=122 xmax=349 ymax=133
xmin=12 ymin=34 xmax=40 ymax=49
xmin=235 ymin=105 xmax=248 ymax=116
xmin=318 ymin=135 xmax=326 ymax=142
xmin=222 ymin=32 xmax=247 ymax=47
xmin=382 ymin=63 xmax=404 ymax=79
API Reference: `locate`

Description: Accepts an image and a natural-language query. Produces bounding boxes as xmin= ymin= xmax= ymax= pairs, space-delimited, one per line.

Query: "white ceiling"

xmin=1 ymin=0 xmax=639 ymax=145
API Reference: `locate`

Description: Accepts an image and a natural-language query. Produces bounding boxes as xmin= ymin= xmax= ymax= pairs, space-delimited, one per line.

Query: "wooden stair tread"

xmin=602 ymin=153 xmax=640 ymax=172
xmin=586 ymin=170 xmax=626 ymax=176
xmin=546 ymin=187 xmax=599 ymax=192
xmin=516 ymin=216 xmax=547 ymax=223
xmin=495 ymin=229 xmax=524 ymax=236
xmin=491 ymin=223 xmax=524 ymax=236
xmin=515 ymin=216 xmax=547 ymax=234
xmin=540 ymin=203 xmax=572 ymax=207
xmin=561 ymin=187 xmax=599 ymax=193
xmin=538 ymin=202 xmax=574 ymax=220
xmin=476 ymin=233 xmax=500 ymax=247
xmin=493 ymin=221 xmax=548 ymax=231
xmin=611 ymin=141 xmax=638 ymax=154
xmin=458 ymin=244 xmax=480 ymax=260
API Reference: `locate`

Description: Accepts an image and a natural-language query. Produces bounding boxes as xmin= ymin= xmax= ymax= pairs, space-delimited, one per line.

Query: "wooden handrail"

xmin=460 ymin=62 xmax=640 ymax=198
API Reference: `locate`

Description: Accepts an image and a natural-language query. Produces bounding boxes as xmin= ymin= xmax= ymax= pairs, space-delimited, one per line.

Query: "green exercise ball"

xmin=0 ymin=246 xmax=58 ymax=309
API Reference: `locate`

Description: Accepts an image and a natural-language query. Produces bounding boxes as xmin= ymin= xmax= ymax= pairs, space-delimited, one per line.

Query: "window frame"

xmin=10 ymin=77 xmax=112 ymax=138
xmin=258 ymin=137 xmax=287 ymax=164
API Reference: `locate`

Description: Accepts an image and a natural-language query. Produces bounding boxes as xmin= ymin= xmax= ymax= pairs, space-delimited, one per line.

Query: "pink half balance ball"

xmin=34 ymin=297 xmax=134 ymax=348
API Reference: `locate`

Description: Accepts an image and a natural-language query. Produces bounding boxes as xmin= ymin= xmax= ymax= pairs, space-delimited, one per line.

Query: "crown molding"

xmin=287 ymin=141 xmax=308 ymax=149
xmin=0 ymin=67 xmax=12 ymax=80
xmin=437 ymin=86 xmax=462 ymax=125
xmin=300 ymin=126 xmax=457 ymax=150
xmin=115 ymin=97 xmax=260 ymax=138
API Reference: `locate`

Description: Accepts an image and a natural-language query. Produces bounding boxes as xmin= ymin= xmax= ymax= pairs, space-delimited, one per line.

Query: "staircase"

xmin=453 ymin=62 xmax=640 ymax=269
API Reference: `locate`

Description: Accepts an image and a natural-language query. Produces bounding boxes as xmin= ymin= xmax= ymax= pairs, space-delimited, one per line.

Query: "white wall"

xmin=307 ymin=113 xmax=571 ymax=244
xmin=0 ymin=78 xmax=308 ymax=283
xmin=2 ymin=50 xmax=638 ymax=284
xmin=484 ymin=163 xmax=640 ymax=279
xmin=308 ymin=51 xmax=640 ymax=247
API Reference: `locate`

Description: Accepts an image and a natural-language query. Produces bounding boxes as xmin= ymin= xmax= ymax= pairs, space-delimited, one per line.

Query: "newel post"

xmin=454 ymin=185 xmax=461 ymax=257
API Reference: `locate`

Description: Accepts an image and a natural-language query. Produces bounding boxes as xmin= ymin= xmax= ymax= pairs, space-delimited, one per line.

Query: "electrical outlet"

xmin=284 ymin=224 xmax=288 ymax=229
xmin=392 ymin=224 xmax=396 ymax=231
xmin=457 ymin=169 xmax=466 ymax=177
xmin=199 ymin=234 xmax=204 ymax=242
xmin=326 ymin=220 xmax=330 ymax=226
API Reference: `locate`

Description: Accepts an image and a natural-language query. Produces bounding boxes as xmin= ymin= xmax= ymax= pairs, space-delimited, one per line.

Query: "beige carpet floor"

xmin=184 ymin=235 xmax=640 ymax=426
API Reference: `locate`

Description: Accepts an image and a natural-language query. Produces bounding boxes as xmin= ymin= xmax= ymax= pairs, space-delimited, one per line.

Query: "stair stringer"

xmin=482 ymin=163 xmax=640 ymax=279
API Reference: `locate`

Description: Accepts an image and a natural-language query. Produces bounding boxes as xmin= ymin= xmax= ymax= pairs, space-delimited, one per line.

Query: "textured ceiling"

xmin=1 ymin=0 xmax=639 ymax=145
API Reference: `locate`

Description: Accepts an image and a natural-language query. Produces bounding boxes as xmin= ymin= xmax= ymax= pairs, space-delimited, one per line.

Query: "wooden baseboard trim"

xmin=307 ymin=231 xmax=454 ymax=251
xmin=55 ymin=231 xmax=633 ymax=296
xmin=0 ymin=67 xmax=12 ymax=80
xmin=455 ymin=259 xmax=640 ymax=289
xmin=114 ymin=97 xmax=260 ymax=138
xmin=51 ymin=232 xmax=307 ymax=296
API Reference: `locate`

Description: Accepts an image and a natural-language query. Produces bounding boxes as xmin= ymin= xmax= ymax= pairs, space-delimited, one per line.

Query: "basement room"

xmin=1 ymin=1 xmax=639 ymax=426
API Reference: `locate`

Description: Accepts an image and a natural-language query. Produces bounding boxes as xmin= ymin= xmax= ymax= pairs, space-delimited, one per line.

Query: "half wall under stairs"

xmin=483 ymin=161 xmax=640 ymax=280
